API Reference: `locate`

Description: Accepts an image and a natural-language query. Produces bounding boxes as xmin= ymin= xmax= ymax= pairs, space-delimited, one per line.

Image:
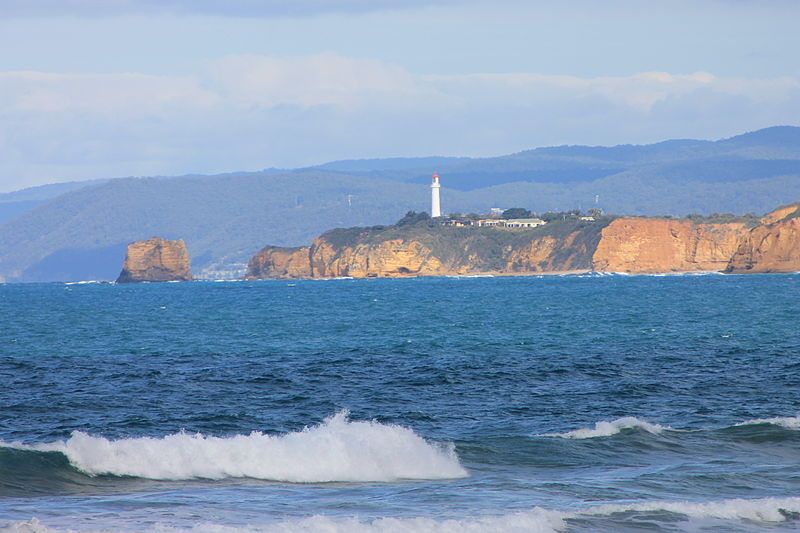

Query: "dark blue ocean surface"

xmin=1 ymin=274 xmax=800 ymax=532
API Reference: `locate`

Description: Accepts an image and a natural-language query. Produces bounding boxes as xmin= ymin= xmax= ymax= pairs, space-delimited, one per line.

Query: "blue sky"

xmin=1 ymin=0 xmax=799 ymax=191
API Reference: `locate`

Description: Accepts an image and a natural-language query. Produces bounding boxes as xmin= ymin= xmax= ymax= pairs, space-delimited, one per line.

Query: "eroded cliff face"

xmin=727 ymin=205 xmax=800 ymax=273
xmin=116 ymin=238 xmax=192 ymax=283
xmin=309 ymin=238 xmax=446 ymax=278
xmin=246 ymin=222 xmax=603 ymax=279
xmin=592 ymin=219 xmax=749 ymax=273
xmin=246 ymin=246 xmax=311 ymax=279
xmin=505 ymin=230 xmax=601 ymax=273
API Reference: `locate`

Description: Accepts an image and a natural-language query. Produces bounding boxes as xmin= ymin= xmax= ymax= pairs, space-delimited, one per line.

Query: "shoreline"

xmin=243 ymin=268 xmax=743 ymax=281
xmin=7 ymin=270 xmax=800 ymax=285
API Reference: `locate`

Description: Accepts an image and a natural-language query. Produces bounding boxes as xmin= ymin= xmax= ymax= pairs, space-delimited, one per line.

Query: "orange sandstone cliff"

xmin=246 ymin=246 xmax=312 ymax=279
xmin=245 ymin=204 xmax=800 ymax=279
xmin=308 ymin=238 xmax=447 ymax=278
xmin=726 ymin=205 xmax=800 ymax=273
xmin=116 ymin=237 xmax=193 ymax=283
xmin=592 ymin=219 xmax=750 ymax=273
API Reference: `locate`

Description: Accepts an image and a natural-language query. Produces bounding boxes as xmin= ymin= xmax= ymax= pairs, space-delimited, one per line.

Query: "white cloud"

xmin=1 ymin=53 xmax=800 ymax=191
xmin=208 ymin=53 xmax=424 ymax=109
xmin=425 ymin=71 xmax=723 ymax=112
xmin=7 ymin=63 xmax=793 ymax=118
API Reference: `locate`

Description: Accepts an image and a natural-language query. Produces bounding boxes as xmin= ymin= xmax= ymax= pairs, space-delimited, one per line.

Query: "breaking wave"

xmin=735 ymin=416 xmax=800 ymax=430
xmin=0 ymin=412 xmax=467 ymax=483
xmin=544 ymin=417 xmax=668 ymax=439
xmin=582 ymin=496 xmax=800 ymax=523
xmin=541 ymin=415 xmax=800 ymax=440
xmin=6 ymin=496 xmax=800 ymax=532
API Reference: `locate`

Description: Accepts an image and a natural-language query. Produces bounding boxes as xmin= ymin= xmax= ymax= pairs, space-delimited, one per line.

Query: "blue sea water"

xmin=1 ymin=274 xmax=800 ymax=532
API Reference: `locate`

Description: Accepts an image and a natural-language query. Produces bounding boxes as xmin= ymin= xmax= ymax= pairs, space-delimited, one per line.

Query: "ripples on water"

xmin=1 ymin=274 xmax=799 ymax=531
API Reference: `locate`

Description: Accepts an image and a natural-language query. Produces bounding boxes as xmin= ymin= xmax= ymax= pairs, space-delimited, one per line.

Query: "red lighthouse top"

xmin=432 ymin=172 xmax=440 ymax=182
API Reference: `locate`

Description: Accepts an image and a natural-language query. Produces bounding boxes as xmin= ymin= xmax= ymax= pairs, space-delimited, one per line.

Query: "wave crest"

xmin=0 ymin=412 xmax=467 ymax=482
xmin=734 ymin=416 xmax=800 ymax=430
xmin=584 ymin=496 xmax=800 ymax=523
xmin=545 ymin=417 xmax=668 ymax=439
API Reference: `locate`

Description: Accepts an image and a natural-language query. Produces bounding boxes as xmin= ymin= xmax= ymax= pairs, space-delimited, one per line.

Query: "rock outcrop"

xmin=726 ymin=205 xmax=800 ymax=273
xmin=116 ymin=238 xmax=192 ymax=283
xmin=592 ymin=218 xmax=750 ymax=273
xmin=246 ymin=246 xmax=312 ymax=279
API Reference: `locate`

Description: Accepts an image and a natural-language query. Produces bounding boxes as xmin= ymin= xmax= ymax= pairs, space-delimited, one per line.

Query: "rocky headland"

xmin=246 ymin=204 xmax=800 ymax=279
xmin=247 ymin=215 xmax=605 ymax=280
xmin=116 ymin=237 xmax=193 ymax=283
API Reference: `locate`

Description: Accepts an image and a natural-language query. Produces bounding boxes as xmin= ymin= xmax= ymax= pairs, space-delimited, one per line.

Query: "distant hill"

xmin=1 ymin=126 xmax=799 ymax=282
xmin=312 ymin=125 xmax=800 ymax=190
xmin=0 ymin=179 xmax=109 ymax=226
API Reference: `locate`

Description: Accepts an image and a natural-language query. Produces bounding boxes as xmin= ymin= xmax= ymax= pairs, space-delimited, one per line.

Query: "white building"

xmin=431 ymin=172 xmax=442 ymax=217
xmin=504 ymin=218 xmax=547 ymax=228
xmin=477 ymin=219 xmax=504 ymax=227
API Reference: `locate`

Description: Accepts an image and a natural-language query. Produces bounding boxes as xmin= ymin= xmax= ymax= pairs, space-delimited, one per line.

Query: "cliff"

xmin=592 ymin=218 xmax=750 ymax=273
xmin=726 ymin=204 xmax=800 ymax=273
xmin=246 ymin=204 xmax=800 ymax=279
xmin=247 ymin=220 xmax=605 ymax=279
xmin=246 ymin=246 xmax=311 ymax=279
xmin=116 ymin=238 xmax=193 ymax=283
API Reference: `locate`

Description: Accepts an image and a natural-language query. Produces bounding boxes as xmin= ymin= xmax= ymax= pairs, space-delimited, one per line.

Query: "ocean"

xmin=1 ymin=274 xmax=800 ymax=532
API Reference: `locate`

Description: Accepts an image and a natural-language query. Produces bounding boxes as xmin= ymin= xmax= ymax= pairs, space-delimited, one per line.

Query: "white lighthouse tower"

xmin=431 ymin=172 xmax=442 ymax=217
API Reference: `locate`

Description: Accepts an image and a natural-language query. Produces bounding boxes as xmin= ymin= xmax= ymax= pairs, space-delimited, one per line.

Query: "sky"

xmin=1 ymin=0 xmax=800 ymax=192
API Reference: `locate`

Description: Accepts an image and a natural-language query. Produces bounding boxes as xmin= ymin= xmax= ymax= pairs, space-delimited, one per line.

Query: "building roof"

xmin=505 ymin=218 xmax=545 ymax=224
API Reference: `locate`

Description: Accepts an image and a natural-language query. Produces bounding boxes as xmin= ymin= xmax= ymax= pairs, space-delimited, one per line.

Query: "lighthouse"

xmin=431 ymin=172 xmax=442 ymax=217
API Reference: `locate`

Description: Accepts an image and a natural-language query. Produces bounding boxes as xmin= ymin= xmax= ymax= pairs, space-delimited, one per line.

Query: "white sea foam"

xmin=8 ymin=497 xmax=800 ymax=532
xmin=0 ymin=412 xmax=467 ymax=482
xmin=735 ymin=416 xmax=800 ymax=430
xmin=0 ymin=519 xmax=51 ymax=533
xmin=582 ymin=496 xmax=800 ymax=522
xmin=227 ymin=509 xmax=566 ymax=533
xmin=0 ymin=510 xmax=568 ymax=533
xmin=576 ymin=271 xmax=627 ymax=278
xmin=283 ymin=498 xmax=800 ymax=530
xmin=544 ymin=417 xmax=668 ymax=439
xmin=640 ymin=271 xmax=725 ymax=277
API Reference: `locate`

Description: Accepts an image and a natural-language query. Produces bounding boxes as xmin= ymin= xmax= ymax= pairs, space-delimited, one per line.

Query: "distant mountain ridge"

xmin=312 ymin=125 xmax=800 ymax=190
xmin=1 ymin=126 xmax=799 ymax=282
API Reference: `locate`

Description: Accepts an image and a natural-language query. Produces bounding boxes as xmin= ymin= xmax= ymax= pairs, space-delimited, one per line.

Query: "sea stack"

xmin=116 ymin=237 xmax=193 ymax=283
